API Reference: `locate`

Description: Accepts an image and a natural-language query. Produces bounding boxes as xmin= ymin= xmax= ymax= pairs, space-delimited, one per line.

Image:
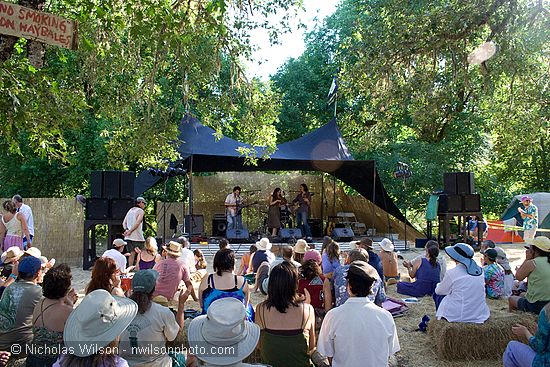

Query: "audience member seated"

xmin=218 ymin=238 xmax=230 ymax=250
xmin=397 ymin=243 xmax=441 ymax=297
xmin=120 ymin=270 xmax=187 ymax=366
xmin=355 ymin=238 xmax=383 ymax=280
xmin=237 ymin=244 xmax=256 ymax=275
xmin=0 ymin=256 xmax=43 ymax=359
xmin=250 ymin=238 xmax=274 ymax=273
xmin=509 ymin=237 xmax=550 ymax=315
xmin=321 ymin=241 xmax=341 ymax=278
xmin=293 ymin=239 xmax=308 ymax=264
xmin=102 ymin=238 xmax=130 ymax=273
xmin=434 ymin=243 xmax=490 ymax=323
xmin=379 ymin=238 xmax=399 ymax=284
xmin=176 ymin=236 xmax=196 ymax=274
xmin=333 ymin=248 xmax=386 ymax=307
xmin=26 ymin=264 xmax=76 ymax=367
xmin=191 ymin=249 xmax=208 ymax=282
xmin=188 ymin=298 xmax=268 ymax=367
xmin=483 ymin=248 xmax=505 ymax=299
xmin=0 ymin=246 xmax=23 ymax=297
xmin=318 ymin=260 xmax=400 ymax=367
xmin=53 ymin=289 xmax=137 ymax=367
xmin=255 ymin=262 xmax=316 ymax=367
xmin=256 ymin=246 xmax=301 ymax=295
xmin=198 ymin=248 xmax=253 ymax=321
xmin=304 ymin=249 xmax=322 ymax=265
xmin=503 ymin=302 xmax=550 ymax=367
xmin=409 ymin=240 xmax=447 ymax=281
xmin=495 ymin=247 xmax=514 ymax=297
xmin=85 ymin=257 xmax=125 ymax=297
xmin=135 ymin=237 xmax=161 ymax=271
xmin=153 ymin=241 xmax=197 ymax=302
xmin=299 ymin=260 xmax=332 ymax=328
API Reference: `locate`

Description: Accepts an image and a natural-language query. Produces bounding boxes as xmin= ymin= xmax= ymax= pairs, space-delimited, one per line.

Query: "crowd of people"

xmin=0 ymin=202 xmax=549 ymax=367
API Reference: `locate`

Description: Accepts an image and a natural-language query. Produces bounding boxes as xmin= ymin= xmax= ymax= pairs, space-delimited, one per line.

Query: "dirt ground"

xmin=70 ymin=243 xmax=530 ymax=367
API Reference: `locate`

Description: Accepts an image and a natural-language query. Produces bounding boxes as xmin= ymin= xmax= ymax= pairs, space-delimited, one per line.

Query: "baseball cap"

xmin=521 ymin=195 xmax=532 ymax=202
xmin=136 ymin=196 xmax=146 ymax=204
xmin=132 ymin=269 xmax=159 ymax=293
xmin=113 ymin=238 xmax=127 ymax=248
xmin=18 ymin=256 xmax=42 ymax=275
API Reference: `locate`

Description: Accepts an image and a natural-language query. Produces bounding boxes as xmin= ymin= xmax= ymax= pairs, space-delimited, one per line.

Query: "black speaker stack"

xmin=87 ymin=171 xmax=136 ymax=220
xmin=438 ymin=172 xmax=481 ymax=213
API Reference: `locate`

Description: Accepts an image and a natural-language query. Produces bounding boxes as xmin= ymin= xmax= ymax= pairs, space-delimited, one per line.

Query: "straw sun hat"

xmin=188 ymin=298 xmax=260 ymax=366
xmin=162 ymin=241 xmax=182 ymax=257
xmin=63 ymin=289 xmax=137 ymax=357
xmin=256 ymin=237 xmax=272 ymax=251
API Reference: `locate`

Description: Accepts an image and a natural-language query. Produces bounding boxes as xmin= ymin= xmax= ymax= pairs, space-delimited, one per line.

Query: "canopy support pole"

xmin=188 ymin=156 xmax=194 ymax=216
xmin=321 ymin=174 xmax=325 ymax=234
xmin=371 ymin=165 xmax=377 ymax=238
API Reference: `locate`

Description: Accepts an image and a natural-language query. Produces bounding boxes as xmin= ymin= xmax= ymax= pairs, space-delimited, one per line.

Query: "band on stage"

xmin=224 ymin=184 xmax=313 ymax=240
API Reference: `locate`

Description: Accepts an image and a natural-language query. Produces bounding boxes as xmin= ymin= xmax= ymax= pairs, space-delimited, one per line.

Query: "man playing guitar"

xmin=292 ymin=183 xmax=312 ymax=240
xmin=225 ymin=186 xmax=243 ymax=230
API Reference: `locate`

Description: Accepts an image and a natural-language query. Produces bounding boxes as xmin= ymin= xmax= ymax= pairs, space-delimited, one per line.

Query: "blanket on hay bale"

xmin=428 ymin=312 xmax=538 ymax=360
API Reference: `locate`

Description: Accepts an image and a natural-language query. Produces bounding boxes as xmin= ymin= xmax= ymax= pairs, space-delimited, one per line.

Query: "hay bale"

xmin=428 ymin=312 xmax=537 ymax=360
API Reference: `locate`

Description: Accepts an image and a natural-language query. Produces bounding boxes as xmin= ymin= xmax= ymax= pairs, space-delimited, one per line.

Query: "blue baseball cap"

xmin=18 ymin=256 xmax=42 ymax=275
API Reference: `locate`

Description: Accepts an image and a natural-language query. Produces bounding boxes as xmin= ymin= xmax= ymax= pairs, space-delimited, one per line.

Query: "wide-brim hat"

xmin=188 ymin=298 xmax=260 ymax=365
xmin=379 ymin=238 xmax=394 ymax=252
xmin=445 ymin=243 xmax=482 ymax=276
xmin=64 ymin=289 xmax=137 ymax=357
xmin=256 ymin=238 xmax=272 ymax=251
xmin=162 ymin=241 xmax=182 ymax=257
xmin=1 ymin=246 xmax=23 ymax=264
xmin=293 ymin=239 xmax=308 ymax=254
xmin=25 ymin=247 xmax=42 ymax=259
xmin=526 ymin=236 xmax=550 ymax=253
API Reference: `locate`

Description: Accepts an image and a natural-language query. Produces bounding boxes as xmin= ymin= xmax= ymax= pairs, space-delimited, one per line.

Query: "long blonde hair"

xmin=144 ymin=237 xmax=158 ymax=257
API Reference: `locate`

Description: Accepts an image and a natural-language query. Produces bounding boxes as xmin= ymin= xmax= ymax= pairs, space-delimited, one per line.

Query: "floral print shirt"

xmin=483 ymin=263 xmax=504 ymax=299
xmin=523 ymin=204 xmax=538 ymax=230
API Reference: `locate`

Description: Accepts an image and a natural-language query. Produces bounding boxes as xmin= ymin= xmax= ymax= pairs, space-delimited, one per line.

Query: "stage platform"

xmin=187 ymin=237 xmax=410 ymax=257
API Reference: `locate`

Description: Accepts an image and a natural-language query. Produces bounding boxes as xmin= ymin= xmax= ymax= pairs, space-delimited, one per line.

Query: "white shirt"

xmin=181 ymin=247 xmax=196 ymax=273
xmin=120 ymin=302 xmax=180 ymax=366
xmin=102 ymin=249 xmax=127 ymax=272
xmin=435 ymin=263 xmax=490 ymax=323
xmin=317 ymin=297 xmax=400 ymax=367
xmin=19 ymin=203 xmax=34 ymax=236
xmin=225 ymin=193 xmax=241 ymax=217
xmin=123 ymin=207 xmax=145 ymax=242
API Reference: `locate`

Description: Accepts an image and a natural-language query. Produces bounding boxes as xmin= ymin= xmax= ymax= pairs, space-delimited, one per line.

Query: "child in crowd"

xmin=483 ymin=249 xmax=505 ymax=299
xmin=238 ymin=244 xmax=256 ymax=275
xmin=378 ymin=238 xmax=399 ymax=285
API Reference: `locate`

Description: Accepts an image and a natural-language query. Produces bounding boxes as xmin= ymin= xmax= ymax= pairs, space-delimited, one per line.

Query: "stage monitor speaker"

xmin=308 ymin=218 xmax=323 ymax=238
xmin=438 ymin=194 xmax=463 ymax=213
xmin=103 ymin=171 xmax=121 ymax=198
xmin=184 ymin=215 xmax=204 ymax=235
xmin=86 ymin=198 xmax=110 ymax=220
xmin=226 ymin=228 xmax=250 ymax=242
xmin=212 ymin=217 xmax=227 ymax=237
xmin=463 ymin=194 xmax=481 ymax=212
xmin=119 ymin=171 xmax=135 ymax=198
xmin=280 ymin=228 xmax=302 ymax=240
xmin=331 ymin=227 xmax=354 ymax=242
xmin=90 ymin=171 xmax=103 ymax=198
xmin=111 ymin=199 xmax=134 ymax=220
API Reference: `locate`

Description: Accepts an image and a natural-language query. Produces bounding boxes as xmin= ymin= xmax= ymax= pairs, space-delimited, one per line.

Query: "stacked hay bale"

xmin=429 ymin=312 xmax=538 ymax=360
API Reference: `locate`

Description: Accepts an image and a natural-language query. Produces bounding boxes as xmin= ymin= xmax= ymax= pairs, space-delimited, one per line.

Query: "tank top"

xmin=251 ymin=250 xmax=269 ymax=272
xmin=28 ymin=300 xmax=64 ymax=364
xmin=202 ymin=274 xmax=254 ymax=321
xmin=257 ymin=303 xmax=312 ymax=367
xmin=138 ymin=258 xmax=156 ymax=270
xmin=526 ymin=257 xmax=550 ymax=303
xmin=2 ymin=213 xmax=22 ymax=236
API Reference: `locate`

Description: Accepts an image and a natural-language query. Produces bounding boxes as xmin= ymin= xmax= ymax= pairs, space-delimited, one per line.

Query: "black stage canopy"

xmin=135 ymin=115 xmax=408 ymax=225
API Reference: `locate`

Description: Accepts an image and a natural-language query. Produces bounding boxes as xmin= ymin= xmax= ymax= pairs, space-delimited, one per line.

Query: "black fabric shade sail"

xmin=134 ymin=115 xmax=408 ymax=225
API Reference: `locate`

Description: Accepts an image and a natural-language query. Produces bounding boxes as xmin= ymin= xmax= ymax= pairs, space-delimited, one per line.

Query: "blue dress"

xmin=201 ymin=274 xmax=254 ymax=321
xmin=397 ymin=258 xmax=441 ymax=297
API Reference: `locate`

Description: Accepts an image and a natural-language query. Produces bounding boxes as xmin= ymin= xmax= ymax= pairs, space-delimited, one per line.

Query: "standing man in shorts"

xmin=12 ymin=195 xmax=34 ymax=249
xmin=123 ymin=197 xmax=146 ymax=266
xmin=518 ymin=195 xmax=538 ymax=240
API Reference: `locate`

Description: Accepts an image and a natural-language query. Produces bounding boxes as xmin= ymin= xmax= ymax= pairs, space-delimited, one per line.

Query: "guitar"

xmin=237 ymin=201 xmax=258 ymax=215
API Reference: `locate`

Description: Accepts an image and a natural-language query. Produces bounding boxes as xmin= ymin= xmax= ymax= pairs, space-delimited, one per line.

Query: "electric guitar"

xmin=237 ymin=201 xmax=258 ymax=215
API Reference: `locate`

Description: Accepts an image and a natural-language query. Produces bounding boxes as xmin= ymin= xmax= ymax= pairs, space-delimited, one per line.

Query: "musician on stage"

xmin=225 ymin=186 xmax=243 ymax=230
xmin=292 ymin=183 xmax=312 ymax=240
xmin=267 ymin=188 xmax=285 ymax=236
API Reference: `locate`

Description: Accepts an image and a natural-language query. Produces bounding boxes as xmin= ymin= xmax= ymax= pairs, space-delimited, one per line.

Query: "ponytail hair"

xmin=427 ymin=245 xmax=439 ymax=268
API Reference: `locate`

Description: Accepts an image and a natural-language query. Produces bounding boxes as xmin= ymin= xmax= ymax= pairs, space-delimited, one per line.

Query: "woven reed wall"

xmin=1 ymin=198 xmax=84 ymax=266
